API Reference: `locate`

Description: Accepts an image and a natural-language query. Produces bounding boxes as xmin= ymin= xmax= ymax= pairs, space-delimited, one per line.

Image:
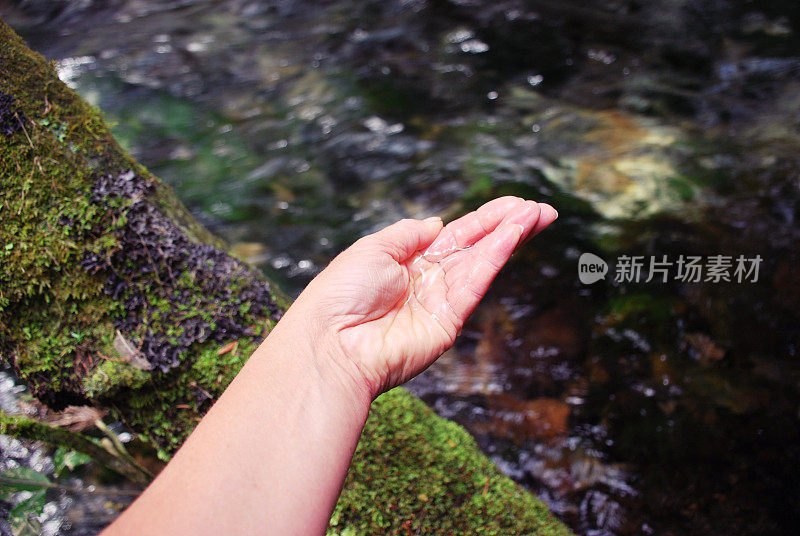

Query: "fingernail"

xmin=504 ymin=222 xmax=525 ymax=246
xmin=424 ymin=216 xmax=442 ymax=224
xmin=540 ymin=203 xmax=558 ymax=221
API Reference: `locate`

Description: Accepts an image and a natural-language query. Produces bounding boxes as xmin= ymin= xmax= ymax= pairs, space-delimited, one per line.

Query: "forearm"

xmin=102 ymin=302 xmax=372 ymax=536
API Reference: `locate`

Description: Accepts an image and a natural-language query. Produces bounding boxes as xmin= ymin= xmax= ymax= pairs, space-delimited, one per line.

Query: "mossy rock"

xmin=0 ymin=18 xmax=571 ymax=535
xmin=334 ymin=389 xmax=571 ymax=535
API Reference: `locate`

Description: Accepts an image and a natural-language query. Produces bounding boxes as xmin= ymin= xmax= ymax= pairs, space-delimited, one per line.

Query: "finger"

xmin=519 ymin=202 xmax=558 ymax=247
xmin=446 ymin=221 xmax=526 ymax=321
xmin=423 ymin=196 xmax=527 ymax=260
xmin=431 ymin=199 xmax=541 ymax=277
xmin=368 ymin=217 xmax=443 ymax=262
xmin=444 ymin=200 xmax=543 ymax=318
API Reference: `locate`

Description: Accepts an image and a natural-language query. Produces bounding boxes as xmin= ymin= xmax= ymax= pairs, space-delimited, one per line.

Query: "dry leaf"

xmin=217 ymin=340 xmax=238 ymax=356
xmin=113 ymin=330 xmax=154 ymax=370
xmin=44 ymin=405 xmax=107 ymax=432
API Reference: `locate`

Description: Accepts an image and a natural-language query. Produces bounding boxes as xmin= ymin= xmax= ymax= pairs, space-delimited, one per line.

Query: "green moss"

xmin=331 ymin=388 xmax=572 ymax=535
xmin=0 ymin=18 xmax=153 ymax=407
xmin=189 ymin=337 xmax=261 ymax=388
xmin=82 ymin=359 xmax=152 ymax=398
xmin=0 ymin=17 xmax=283 ymax=409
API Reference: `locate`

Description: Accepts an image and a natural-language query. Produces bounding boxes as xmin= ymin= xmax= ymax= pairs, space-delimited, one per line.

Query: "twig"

xmin=15 ymin=112 xmax=33 ymax=148
xmin=0 ymin=413 xmax=152 ymax=486
xmin=0 ymin=475 xmax=140 ymax=497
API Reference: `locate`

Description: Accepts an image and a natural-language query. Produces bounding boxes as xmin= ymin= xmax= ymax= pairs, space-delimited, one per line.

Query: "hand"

xmin=289 ymin=197 xmax=558 ymax=398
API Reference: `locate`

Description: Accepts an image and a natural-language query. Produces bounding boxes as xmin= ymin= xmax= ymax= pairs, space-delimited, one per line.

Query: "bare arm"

xmin=101 ymin=196 xmax=557 ymax=536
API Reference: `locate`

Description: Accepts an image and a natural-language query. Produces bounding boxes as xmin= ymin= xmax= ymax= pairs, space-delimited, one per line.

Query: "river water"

xmin=2 ymin=1 xmax=799 ymax=534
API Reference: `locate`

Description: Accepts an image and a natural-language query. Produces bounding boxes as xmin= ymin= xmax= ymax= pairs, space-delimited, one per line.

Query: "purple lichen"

xmin=0 ymin=91 xmax=25 ymax=137
xmin=82 ymin=170 xmax=281 ymax=372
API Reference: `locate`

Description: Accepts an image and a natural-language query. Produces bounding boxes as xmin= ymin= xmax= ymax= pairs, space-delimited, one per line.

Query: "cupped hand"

xmin=289 ymin=196 xmax=558 ymax=398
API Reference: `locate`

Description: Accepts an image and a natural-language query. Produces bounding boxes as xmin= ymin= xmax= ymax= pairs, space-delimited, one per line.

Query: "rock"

xmin=230 ymin=241 xmax=270 ymax=264
xmin=683 ymin=333 xmax=726 ymax=366
xmin=482 ymin=394 xmax=571 ymax=440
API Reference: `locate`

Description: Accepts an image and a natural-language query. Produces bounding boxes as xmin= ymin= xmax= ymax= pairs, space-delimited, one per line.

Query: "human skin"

xmin=101 ymin=196 xmax=558 ymax=536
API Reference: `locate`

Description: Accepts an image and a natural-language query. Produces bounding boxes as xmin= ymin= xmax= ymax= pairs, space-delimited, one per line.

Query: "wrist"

xmin=256 ymin=302 xmax=375 ymax=410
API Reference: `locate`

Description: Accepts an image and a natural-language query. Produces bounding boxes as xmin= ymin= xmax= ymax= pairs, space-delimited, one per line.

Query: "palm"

xmin=306 ymin=197 xmax=557 ymax=394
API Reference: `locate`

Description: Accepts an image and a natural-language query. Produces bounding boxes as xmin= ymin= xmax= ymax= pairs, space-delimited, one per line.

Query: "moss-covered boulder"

xmin=0 ymin=19 xmax=571 ymax=535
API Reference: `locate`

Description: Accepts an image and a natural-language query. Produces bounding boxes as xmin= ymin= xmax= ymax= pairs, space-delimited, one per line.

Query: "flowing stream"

xmin=2 ymin=1 xmax=800 ymax=534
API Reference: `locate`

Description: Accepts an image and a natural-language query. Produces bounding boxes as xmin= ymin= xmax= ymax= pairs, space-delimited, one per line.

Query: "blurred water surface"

xmin=2 ymin=1 xmax=800 ymax=534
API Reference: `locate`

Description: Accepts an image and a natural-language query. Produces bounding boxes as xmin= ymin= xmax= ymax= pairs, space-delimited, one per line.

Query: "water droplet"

xmin=460 ymin=39 xmax=489 ymax=54
xmin=527 ymin=74 xmax=544 ymax=86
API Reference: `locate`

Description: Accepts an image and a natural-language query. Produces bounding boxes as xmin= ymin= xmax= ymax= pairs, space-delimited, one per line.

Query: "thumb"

xmin=368 ymin=217 xmax=443 ymax=262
